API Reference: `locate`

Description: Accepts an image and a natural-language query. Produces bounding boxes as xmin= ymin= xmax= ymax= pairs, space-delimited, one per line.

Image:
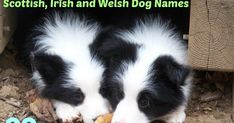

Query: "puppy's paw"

xmin=54 ymin=101 xmax=82 ymax=123
xmin=63 ymin=114 xmax=83 ymax=123
xmin=166 ymin=111 xmax=186 ymax=123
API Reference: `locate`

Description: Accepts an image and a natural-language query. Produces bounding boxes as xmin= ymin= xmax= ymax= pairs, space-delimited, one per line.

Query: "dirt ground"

xmin=0 ymin=46 xmax=233 ymax=123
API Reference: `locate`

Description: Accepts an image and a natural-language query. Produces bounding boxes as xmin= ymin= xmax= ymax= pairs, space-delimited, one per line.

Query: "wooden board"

xmin=188 ymin=0 xmax=234 ymax=72
xmin=0 ymin=1 xmax=15 ymax=54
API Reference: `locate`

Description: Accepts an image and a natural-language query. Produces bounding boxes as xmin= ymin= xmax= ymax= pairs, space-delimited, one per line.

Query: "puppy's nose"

xmin=92 ymin=117 xmax=98 ymax=122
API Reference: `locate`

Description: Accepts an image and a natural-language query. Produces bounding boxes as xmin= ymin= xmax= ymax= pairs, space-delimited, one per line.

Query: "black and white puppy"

xmin=93 ymin=17 xmax=192 ymax=123
xmin=24 ymin=12 xmax=110 ymax=123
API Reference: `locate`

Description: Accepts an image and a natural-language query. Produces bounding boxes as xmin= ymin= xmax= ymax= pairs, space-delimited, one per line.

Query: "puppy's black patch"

xmin=99 ymin=79 xmax=124 ymax=110
xmin=90 ymin=27 xmax=138 ymax=66
xmin=32 ymin=53 xmax=85 ymax=106
xmin=90 ymin=28 xmax=138 ymax=110
xmin=151 ymin=55 xmax=190 ymax=86
xmin=42 ymin=86 xmax=85 ymax=106
xmin=137 ymin=55 xmax=190 ymax=119
xmin=32 ymin=53 xmax=69 ymax=84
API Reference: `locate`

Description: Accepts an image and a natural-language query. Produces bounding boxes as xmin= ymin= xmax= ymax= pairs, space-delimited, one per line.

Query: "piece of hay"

xmin=95 ymin=113 xmax=113 ymax=123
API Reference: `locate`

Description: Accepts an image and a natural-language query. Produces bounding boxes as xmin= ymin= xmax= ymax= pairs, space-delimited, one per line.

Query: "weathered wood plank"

xmin=188 ymin=0 xmax=234 ymax=72
xmin=0 ymin=1 xmax=15 ymax=54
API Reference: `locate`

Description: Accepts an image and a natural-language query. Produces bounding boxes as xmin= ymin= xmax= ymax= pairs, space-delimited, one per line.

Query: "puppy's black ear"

xmin=31 ymin=53 xmax=68 ymax=84
xmin=153 ymin=55 xmax=190 ymax=86
xmin=90 ymin=27 xmax=138 ymax=66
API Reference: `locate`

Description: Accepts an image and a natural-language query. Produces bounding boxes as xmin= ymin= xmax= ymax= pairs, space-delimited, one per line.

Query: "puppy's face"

xmin=31 ymin=53 xmax=109 ymax=123
xmin=107 ymin=55 xmax=190 ymax=123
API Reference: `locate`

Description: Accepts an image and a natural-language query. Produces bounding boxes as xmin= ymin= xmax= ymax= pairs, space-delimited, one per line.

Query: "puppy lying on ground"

xmin=94 ymin=17 xmax=192 ymax=123
xmin=19 ymin=11 xmax=111 ymax=123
